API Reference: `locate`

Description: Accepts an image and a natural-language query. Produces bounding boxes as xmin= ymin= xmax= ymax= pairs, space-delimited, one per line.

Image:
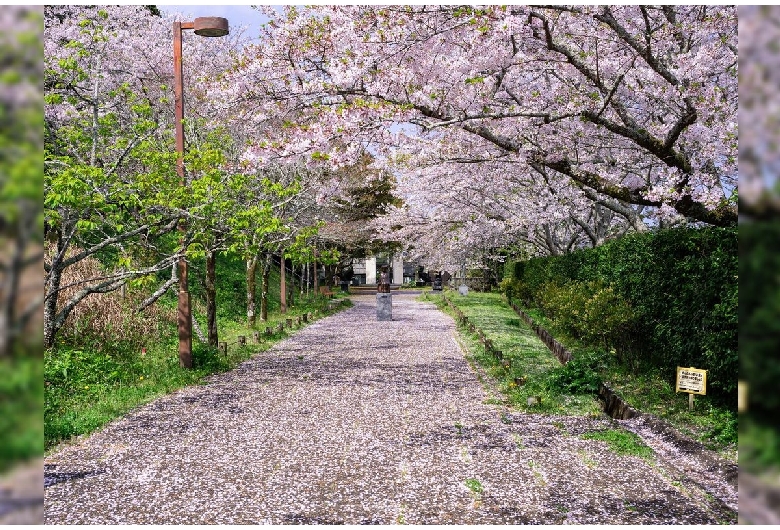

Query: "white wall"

xmin=365 ymin=257 xmax=376 ymax=285
xmin=392 ymin=254 xmax=404 ymax=285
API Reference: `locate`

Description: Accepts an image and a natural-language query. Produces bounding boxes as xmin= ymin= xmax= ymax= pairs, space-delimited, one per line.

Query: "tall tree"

xmin=43 ymin=6 xmax=244 ymax=348
xmin=0 ymin=6 xmax=44 ymax=356
xmin=225 ymin=5 xmax=737 ymax=266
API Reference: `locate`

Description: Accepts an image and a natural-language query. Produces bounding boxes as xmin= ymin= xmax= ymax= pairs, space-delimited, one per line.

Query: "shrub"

xmin=499 ymin=277 xmax=531 ymax=303
xmin=579 ymin=282 xmax=636 ymax=351
xmin=546 ymin=350 xmax=606 ymax=394
xmin=507 ymin=226 xmax=737 ymax=402
xmin=53 ymin=245 xmax=176 ymax=351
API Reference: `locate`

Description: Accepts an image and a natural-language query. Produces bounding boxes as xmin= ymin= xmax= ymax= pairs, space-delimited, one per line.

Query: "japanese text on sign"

xmin=676 ymin=367 xmax=707 ymax=395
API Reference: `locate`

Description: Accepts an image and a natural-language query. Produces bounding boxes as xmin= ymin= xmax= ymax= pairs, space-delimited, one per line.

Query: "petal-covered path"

xmin=44 ymin=293 xmax=736 ymax=524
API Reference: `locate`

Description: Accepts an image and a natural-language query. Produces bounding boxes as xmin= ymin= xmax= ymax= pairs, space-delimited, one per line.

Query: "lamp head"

xmin=193 ymin=17 xmax=229 ymax=37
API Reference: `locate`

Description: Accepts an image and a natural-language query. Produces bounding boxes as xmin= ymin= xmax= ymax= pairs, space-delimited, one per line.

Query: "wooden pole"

xmin=174 ymin=21 xmax=192 ymax=369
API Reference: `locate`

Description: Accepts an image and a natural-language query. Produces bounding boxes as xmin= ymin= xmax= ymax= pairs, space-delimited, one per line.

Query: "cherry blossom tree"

xmin=739 ymin=5 xmax=780 ymax=219
xmin=43 ymin=5 xmax=247 ymax=347
xmin=226 ymin=5 xmax=737 ymax=263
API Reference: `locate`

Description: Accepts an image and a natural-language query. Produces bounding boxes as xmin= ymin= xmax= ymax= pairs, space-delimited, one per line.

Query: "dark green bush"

xmin=740 ymin=221 xmax=780 ymax=420
xmin=546 ymin=350 xmax=606 ymax=394
xmin=502 ymin=226 xmax=737 ymax=403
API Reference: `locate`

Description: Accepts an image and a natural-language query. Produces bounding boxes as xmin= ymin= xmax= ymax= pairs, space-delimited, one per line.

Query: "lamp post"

xmin=174 ymin=16 xmax=229 ymax=368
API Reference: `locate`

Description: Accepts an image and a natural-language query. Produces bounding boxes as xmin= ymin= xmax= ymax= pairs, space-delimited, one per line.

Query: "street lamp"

xmin=174 ymin=16 xmax=229 ymax=368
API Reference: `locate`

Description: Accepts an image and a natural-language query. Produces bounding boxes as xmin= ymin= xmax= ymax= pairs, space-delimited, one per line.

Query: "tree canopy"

xmin=225 ymin=5 xmax=737 ymax=265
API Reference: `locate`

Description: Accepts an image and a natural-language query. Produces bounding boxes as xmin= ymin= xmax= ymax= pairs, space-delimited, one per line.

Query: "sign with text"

xmin=676 ymin=367 xmax=707 ymax=395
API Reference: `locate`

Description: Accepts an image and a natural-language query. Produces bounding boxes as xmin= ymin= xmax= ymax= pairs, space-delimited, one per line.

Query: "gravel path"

xmin=44 ymin=293 xmax=736 ymax=524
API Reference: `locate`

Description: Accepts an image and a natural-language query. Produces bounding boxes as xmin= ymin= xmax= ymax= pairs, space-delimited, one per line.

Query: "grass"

xmin=422 ymin=289 xmax=737 ymax=456
xmin=45 ymin=255 xmax=353 ymax=452
xmin=520 ymin=298 xmax=738 ymax=455
xmin=0 ymin=356 xmax=43 ymax=473
xmin=464 ymin=477 xmax=484 ymax=495
xmin=420 ymin=291 xmax=602 ymax=417
xmin=580 ymin=428 xmax=654 ymax=460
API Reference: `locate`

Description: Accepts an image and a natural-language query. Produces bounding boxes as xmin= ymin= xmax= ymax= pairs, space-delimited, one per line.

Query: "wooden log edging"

xmin=445 ymin=294 xmax=646 ymax=421
xmin=508 ymin=300 xmax=572 ymax=365
xmin=598 ymin=383 xmax=638 ymax=420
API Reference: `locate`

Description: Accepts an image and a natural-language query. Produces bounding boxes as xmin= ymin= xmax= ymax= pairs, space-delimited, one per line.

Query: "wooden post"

xmin=277 ymin=322 xmax=284 ymax=333
xmin=286 ymin=318 xmax=293 ymax=328
xmin=265 ymin=326 xmax=272 ymax=336
xmin=219 ymin=342 xmax=227 ymax=355
xmin=238 ymin=335 xmax=246 ymax=346
xmin=302 ymin=313 xmax=308 ymax=323
xmin=253 ymin=331 xmax=260 ymax=343
xmin=689 ymin=393 xmax=695 ymax=411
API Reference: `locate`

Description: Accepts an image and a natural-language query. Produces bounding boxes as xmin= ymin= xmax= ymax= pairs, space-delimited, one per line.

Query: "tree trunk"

xmin=321 ymin=265 xmax=330 ymax=290
xmin=246 ymin=254 xmax=258 ymax=328
xmin=43 ymin=234 xmax=67 ymax=349
xmin=313 ymin=259 xmax=319 ymax=294
xmin=0 ymin=239 xmax=19 ymax=356
xmin=260 ymin=252 xmax=271 ymax=321
xmin=205 ymin=249 xmax=218 ymax=346
xmin=288 ymin=261 xmax=295 ymax=308
xmin=280 ymin=251 xmax=287 ymax=314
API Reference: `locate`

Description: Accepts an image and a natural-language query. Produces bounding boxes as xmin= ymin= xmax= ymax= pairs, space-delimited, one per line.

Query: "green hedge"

xmin=504 ymin=226 xmax=737 ymax=402
xmin=740 ymin=222 xmax=780 ymax=419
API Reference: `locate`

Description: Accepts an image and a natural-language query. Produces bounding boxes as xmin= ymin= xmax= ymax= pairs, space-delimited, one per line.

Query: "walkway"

xmin=44 ymin=293 xmax=735 ymax=524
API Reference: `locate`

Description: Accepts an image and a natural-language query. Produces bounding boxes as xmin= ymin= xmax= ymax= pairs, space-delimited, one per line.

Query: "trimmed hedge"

xmin=740 ymin=221 xmax=780 ymax=418
xmin=504 ymin=226 xmax=737 ymax=402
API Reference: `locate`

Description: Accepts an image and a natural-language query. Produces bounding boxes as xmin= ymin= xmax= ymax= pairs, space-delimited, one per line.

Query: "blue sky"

xmin=157 ymin=5 xmax=272 ymax=41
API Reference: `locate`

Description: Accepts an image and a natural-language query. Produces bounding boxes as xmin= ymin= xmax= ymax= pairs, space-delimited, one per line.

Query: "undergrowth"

xmin=45 ymin=253 xmax=351 ymax=451
xmin=0 ymin=356 xmax=43 ymax=472
xmin=423 ymin=290 xmax=737 ymax=454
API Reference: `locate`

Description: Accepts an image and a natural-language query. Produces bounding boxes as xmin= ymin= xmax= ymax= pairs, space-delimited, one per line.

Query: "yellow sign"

xmin=676 ymin=367 xmax=707 ymax=395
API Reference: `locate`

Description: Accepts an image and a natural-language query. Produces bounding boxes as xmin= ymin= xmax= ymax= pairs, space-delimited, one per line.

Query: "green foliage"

xmin=1 ymin=8 xmax=44 ymax=469
xmin=740 ymin=417 xmax=780 ymax=472
xmin=502 ymin=226 xmax=737 ymax=402
xmin=740 ymin=221 xmax=780 ymax=420
xmin=580 ymin=428 xmax=654 ymax=460
xmin=464 ymin=478 xmax=484 ymax=494
xmin=1 ymin=8 xmax=43 ymax=228
xmin=535 ymin=280 xmax=636 ymax=355
xmin=546 ymin=350 xmax=604 ymax=394
xmin=426 ymin=292 xmax=601 ymax=417
xmin=0 ymin=358 xmax=43 ymax=471
xmin=437 ymin=290 xmax=736 ymax=451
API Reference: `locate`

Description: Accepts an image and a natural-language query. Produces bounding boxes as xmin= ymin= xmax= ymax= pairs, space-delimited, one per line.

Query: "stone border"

xmin=441 ymin=295 xmax=504 ymax=361
xmin=506 ymin=300 xmax=571 ymax=365
xmin=506 ymin=298 xmax=642 ymax=420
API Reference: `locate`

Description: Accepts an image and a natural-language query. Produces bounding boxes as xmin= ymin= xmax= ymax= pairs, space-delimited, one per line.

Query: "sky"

xmin=157 ymin=5 xmax=272 ymax=41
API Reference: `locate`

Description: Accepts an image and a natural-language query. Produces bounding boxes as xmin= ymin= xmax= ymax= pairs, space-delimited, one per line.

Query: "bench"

xmin=319 ymin=285 xmax=334 ymax=298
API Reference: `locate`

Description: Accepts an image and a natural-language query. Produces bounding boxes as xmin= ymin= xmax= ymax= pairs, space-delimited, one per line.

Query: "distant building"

xmin=349 ymin=254 xmax=439 ymax=286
